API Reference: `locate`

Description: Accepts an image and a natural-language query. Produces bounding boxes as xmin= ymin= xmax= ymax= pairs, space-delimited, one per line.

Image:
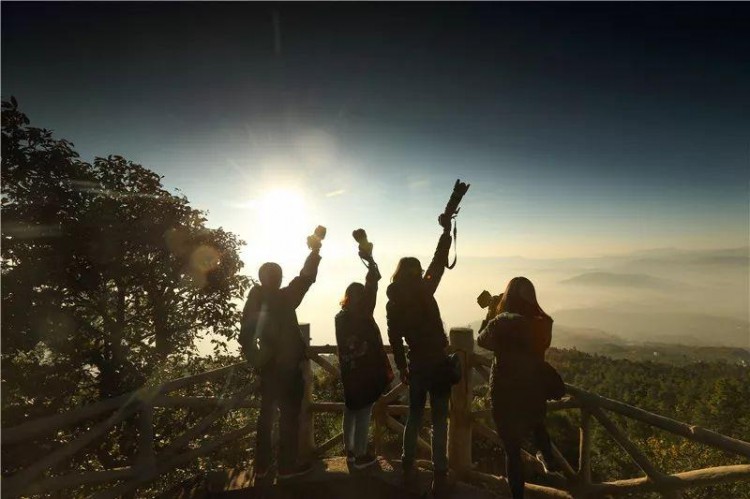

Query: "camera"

xmin=307 ymin=225 xmax=327 ymax=250
xmin=352 ymin=228 xmax=373 ymax=257
xmin=439 ymin=179 xmax=471 ymax=229
xmin=477 ymin=290 xmax=502 ymax=310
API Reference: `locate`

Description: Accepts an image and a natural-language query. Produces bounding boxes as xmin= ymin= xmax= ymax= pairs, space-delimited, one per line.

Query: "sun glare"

xmin=250 ymin=188 xmax=311 ymax=273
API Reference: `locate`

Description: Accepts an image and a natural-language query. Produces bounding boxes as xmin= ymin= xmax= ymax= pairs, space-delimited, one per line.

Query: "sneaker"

xmin=346 ymin=450 xmax=355 ymax=464
xmin=353 ymin=453 xmax=378 ymax=470
xmin=535 ymin=450 xmax=560 ymax=474
xmin=277 ymin=462 xmax=313 ymax=480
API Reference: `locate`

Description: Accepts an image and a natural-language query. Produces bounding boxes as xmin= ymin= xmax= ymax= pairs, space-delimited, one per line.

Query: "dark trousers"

xmin=402 ymin=370 xmax=450 ymax=473
xmin=255 ymin=369 xmax=303 ymax=470
xmin=496 ymin=421 xmax=553 ymax=499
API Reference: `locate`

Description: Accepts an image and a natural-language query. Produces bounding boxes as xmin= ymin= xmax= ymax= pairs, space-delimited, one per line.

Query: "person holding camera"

xmin=335 ymin=229 xmax=393 ymax=470
xmin=239 ymin=226 xmax=326 ymax=481
xmin=386 ymin=217 xmax=454 ymax=495
xmin=477 ymin=277 xmax=565 ymax=499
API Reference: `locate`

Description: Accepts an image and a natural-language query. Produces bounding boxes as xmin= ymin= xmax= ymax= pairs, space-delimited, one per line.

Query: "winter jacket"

xmin=335 ymin=259 xmax=392 ymax=410
xmin=477 ymin=312 xmax=553 ymax=438
xmin=239 ymin=250 xmax=321 ymax=374
xmin=387 ymin=231 xmax=451 ymax=375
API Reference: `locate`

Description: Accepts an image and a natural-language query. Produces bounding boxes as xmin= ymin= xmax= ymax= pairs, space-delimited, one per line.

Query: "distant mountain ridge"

xmin=467 ymin=320 xmax=749 ymax=365
xmin=561 ymin=272 xmax=679 ymax=289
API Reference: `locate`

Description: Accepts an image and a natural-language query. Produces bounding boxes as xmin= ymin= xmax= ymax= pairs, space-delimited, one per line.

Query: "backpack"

xmin=239 ymin=288 xmax=278 ymax=369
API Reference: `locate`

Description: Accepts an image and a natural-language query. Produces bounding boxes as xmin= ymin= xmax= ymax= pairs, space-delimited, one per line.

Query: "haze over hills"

xmin=560 ymin=272 xmax=680 ymax=289
xmin=203 ymin=246 xmax=749 ymax=355
xmin=445 ymin=246 xmax=748 ymax=358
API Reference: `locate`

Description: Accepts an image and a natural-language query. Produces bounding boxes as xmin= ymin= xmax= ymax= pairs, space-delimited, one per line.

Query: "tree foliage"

xmin=1 ymin=98 xmax=249 ymax=426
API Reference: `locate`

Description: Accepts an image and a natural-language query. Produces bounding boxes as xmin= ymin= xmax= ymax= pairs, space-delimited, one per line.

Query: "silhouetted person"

xmin=477 ymin=277 xmax=563 ymax=499
xmin=335 ymin=234 xmax=392 ymax=470
xmin=387 ymin=218 xmax=452 ymax=496
xmin=239 ymin=233 xmax=324 ymax=481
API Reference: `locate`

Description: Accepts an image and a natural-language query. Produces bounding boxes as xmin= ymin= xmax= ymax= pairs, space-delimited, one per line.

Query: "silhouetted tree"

xmin=1 ymin=98 xmax=250 ymax=429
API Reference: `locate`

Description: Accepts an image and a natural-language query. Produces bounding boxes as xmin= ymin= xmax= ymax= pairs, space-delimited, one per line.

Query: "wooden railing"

xmin=2 ymin=325 xmax=749 ymax=498
xmin=464 ymin=352 xmax=750 ymax=498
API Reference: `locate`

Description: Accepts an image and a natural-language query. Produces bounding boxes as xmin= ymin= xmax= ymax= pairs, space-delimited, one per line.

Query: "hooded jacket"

xmin=477 ymin=312 xmax=553 ymax=435
xmin=386 ymin=231 xmax=451 ymax=374
xmin=239 ymin=250 xmax=321 ymax=374
xmin=335 ymin=259 xmax=392 ymax=409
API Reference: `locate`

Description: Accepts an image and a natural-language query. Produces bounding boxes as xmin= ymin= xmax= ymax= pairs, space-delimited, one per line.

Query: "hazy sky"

xmin=3 ymin=3 xmax=749 ymax=343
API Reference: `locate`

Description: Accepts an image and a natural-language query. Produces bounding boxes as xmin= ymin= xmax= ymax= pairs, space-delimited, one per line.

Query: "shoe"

xmin=278 ymin=462 xmax=313 ymax=480
xmin=346 ymin=450 xmax=355 ymax=464
xmin=536 ymin=450 xmax=560 ymax=474
xmin=353 ymin=453 xmax=378 ymax=470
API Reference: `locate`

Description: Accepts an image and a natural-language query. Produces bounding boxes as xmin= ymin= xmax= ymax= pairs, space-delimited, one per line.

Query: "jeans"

xmin=402 ymin=372 xmax=450 ymax=473
xmin=496 ymin=422 xmax=553 ymax=499
xmin=255 ymin=368 xmax=303 ymax=470
xmin=343 ymin=402 xmax=374 ymax=457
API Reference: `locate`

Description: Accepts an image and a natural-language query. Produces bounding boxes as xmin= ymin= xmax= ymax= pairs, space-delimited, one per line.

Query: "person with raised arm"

xmin=335 ymin=229 xmax=393 ymax=470
xmin=239 ymin=226 xmax=326 ymax=482
xmin=386 ymin=217 xmax=453 ymax=496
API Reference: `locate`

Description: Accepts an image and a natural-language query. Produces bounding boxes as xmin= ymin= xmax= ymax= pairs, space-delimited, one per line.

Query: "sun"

xmin=250 ymin=188 xmax=311 ymax=272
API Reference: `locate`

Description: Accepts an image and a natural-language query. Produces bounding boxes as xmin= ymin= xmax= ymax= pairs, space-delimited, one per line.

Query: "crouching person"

xmin=336 ymin=229 xmax=393 ymax=470
xmin=239 ymin=227 xmax=325 ymax=481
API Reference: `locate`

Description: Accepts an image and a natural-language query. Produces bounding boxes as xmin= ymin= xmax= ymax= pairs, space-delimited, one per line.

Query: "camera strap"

xmin=359 ymin=256 xmax=382 ymax=280
xmin=446 ymin=215 xmax=458 ymax=270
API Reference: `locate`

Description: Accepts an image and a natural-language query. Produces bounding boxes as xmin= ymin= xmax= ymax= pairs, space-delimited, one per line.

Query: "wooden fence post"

xmin=448 ymin=327 xmax=474 ymax=474
xmin=578 ymin=408 xmax=592 ymax=485
xmin=137 ymin=403 xmax=155 ymax=473
xmin=299 ymin=323 xmax=315 ymax=460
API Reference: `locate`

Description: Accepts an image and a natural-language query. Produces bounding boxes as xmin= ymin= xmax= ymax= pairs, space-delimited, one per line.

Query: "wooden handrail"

xmin=566 ymin=384 xmax=750 ymax=458
xmin=3 ymin=399 xmax=143 ymax=497
xmin=1 ymin=361 xmax=249 ymax=445
xmin=3 ymin=328 xmax=749 ymax=499
xmin=584 ymin=464 xmax=750 ymax=496
xmin=91 ymin=422 xmax=256 ymax=499
xmin=16 ymin=468 xmax=136 ymax=497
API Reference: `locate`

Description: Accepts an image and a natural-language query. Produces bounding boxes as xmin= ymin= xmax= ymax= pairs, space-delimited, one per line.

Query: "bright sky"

xmin=3 ymin=3 xmax=748 ymax=345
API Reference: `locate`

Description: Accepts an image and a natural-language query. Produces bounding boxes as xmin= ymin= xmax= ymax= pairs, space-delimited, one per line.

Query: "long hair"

xmin=340 ymin=282 xmax=365 ymax=311
xmin=496 ymin=276 xmax=550 ymax=319
xmin=391 ymin=257 xmax=422 ymax=283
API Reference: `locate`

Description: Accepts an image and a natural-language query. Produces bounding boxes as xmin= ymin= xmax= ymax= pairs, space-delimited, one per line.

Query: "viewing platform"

xmin=168 ymin=457 xmax=504 ymax=498
xmin=2 ymin=326 xmax=749 ymax=498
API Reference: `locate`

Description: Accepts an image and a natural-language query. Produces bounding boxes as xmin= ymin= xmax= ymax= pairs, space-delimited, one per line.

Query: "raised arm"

xmin=477 ymin=316 xmax=504 ymax=352
xmin=283 ymin=249 xmax=322 ymax=309
xmin=362 ymin=254 xmax=381 ymax=316
xmin=423 ymin=228 xmax=452 ymax=295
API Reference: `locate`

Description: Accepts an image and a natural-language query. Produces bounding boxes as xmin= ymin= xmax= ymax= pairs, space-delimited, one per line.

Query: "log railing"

xmin=464 ymin=343 xmax=750 ymax=498
xmin=2 ymin=325 xmax=749 ymax=498
xmin=1 ymin=359 xmax=258 ymax=498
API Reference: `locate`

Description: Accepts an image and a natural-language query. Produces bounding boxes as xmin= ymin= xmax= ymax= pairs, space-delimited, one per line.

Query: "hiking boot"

xmin=277 ymin=462 xmax=313 ymax=480
xmin=536 ymin=450 xmax=560 ymax=474
xmin=346 ymin=449 xmax=355 ymax=464
xmin=353 ymin=453 xmax=378 ymax=470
